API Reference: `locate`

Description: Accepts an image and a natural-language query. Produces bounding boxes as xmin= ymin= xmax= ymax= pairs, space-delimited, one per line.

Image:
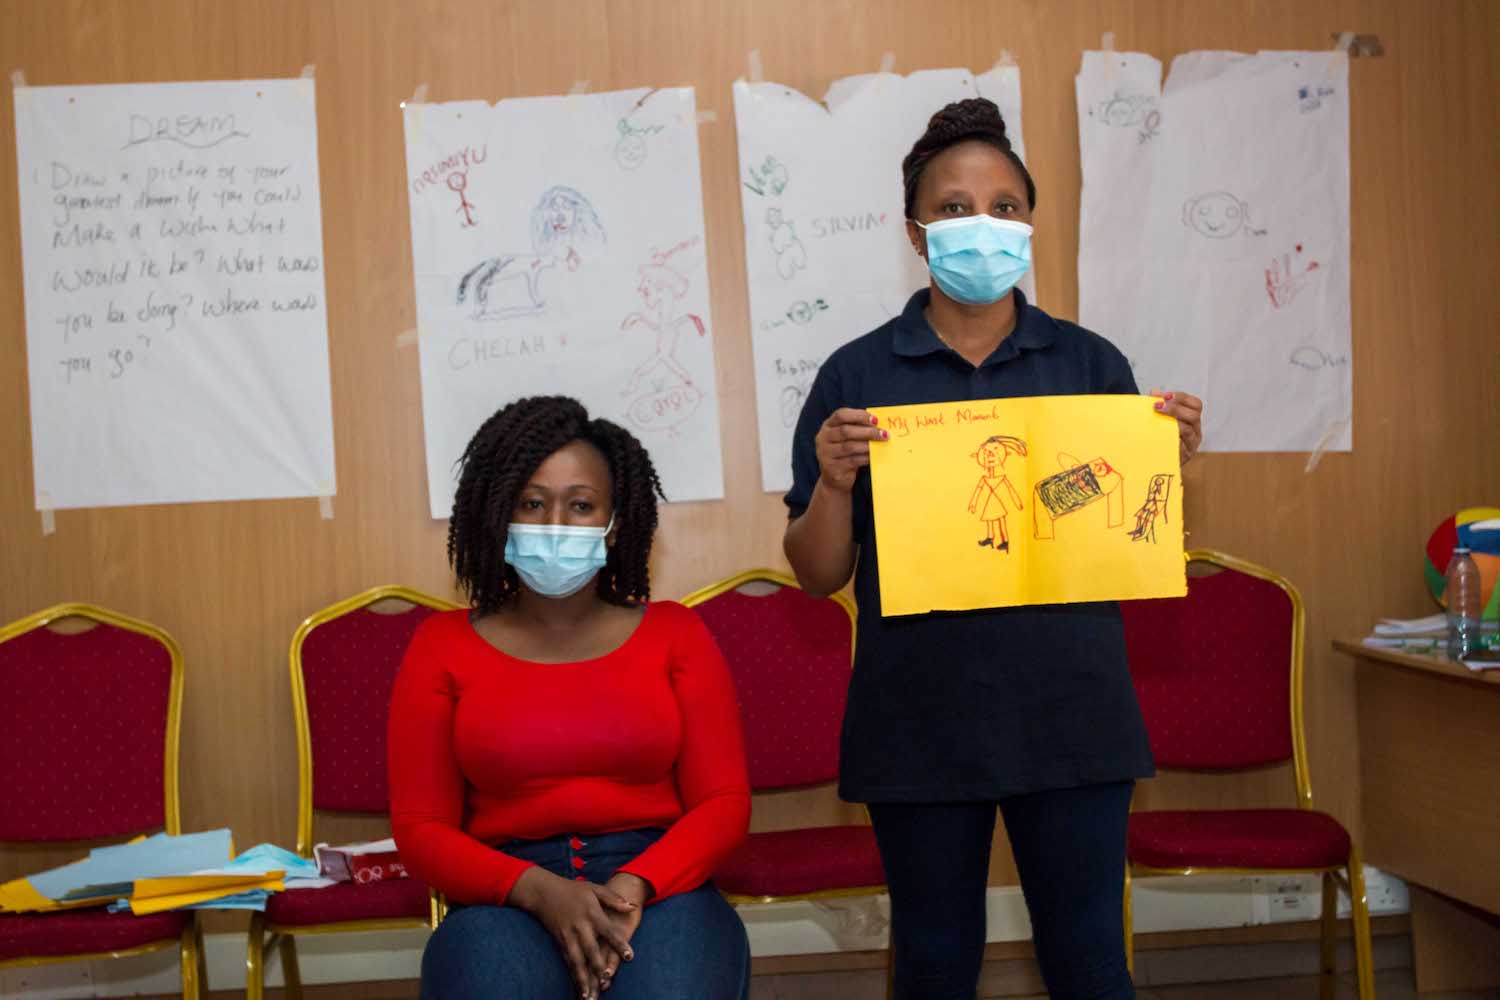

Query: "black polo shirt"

xmin=786 ymin=288 xmax=1156 ymax=802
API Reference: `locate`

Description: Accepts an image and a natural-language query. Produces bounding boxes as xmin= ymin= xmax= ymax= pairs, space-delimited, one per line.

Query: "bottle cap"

xmin=1454 ymin=545 xmax=1472 ymax=554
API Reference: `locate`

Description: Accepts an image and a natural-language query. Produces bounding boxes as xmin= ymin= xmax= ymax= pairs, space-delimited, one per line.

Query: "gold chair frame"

xmin=1123 ymin=550 xmax=1374 ymax=1000
xmin=682 ymin=570 xmax=894 ymax=995
xmin=0 ymin=603 xmax=203 ymax=998
xmin=246 ymin=586 xmax=458 ymax=1000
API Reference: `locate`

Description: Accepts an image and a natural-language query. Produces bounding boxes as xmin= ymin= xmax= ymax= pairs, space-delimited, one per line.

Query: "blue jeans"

xmin=420 ymin=828 xmax=750 ymax=1000
xmin=869 ymin=781 xmax=1136 ymax=1000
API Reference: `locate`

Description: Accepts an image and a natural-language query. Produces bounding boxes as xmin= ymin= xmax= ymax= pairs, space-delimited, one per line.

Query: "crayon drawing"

xmin=967 ymin=435 xmax=1028 ymax=552
xmin=1128 ymin=473 xmax=1172 ymax=543
xmin=622 ymin=239 xmax=705 ymax=393
xmin=1032 ymin=454 xmax=1125 ymax=540
xmin=456 ymin=186 xmax=605 ymax=321
xmin=867 ymin=395 xmax=1184 ymax=616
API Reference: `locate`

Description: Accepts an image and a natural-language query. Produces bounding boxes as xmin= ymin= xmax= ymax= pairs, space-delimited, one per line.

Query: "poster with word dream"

xmin=13 ymin=79 xmax=336 ymax=509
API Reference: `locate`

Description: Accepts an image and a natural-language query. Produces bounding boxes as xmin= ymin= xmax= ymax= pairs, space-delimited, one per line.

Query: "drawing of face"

xmin=637 ymin=264 xmax=686 ymax=309
xmin=1091 ymin=458 xmax=1114 ymax=477
xmin=639 ymin=273 xmax=668 ymax=309
xmin=1100 ymin=95 xmax=1140 ymax=127
xmin=547 ymin=193 xmax=577 ymax=236
xmin=976 ymin=440 xmax=1005 ymax=472
xmin=1183 ymin=191 xmax=1247 ymax=238
xmin=787 ymin=300 xmax=813 ymax=324
xmin=615 ymin=131 xmax=647 ymax=170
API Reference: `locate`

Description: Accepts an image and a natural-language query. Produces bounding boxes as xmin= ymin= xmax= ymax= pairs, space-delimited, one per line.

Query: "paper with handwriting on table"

xmin=868 ymin=395 xmax=1185 ymax=616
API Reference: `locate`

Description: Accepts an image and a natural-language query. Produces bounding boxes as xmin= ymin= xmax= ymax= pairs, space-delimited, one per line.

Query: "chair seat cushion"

xmin=264 ymin=877 xmax=431 ymax=928
xmin=1128 ymin=809 xmax=1353 ymax=871
xmin=0 ymin=907 xmax=189 ymax=961
xmin=715 ymin=826 xmax=885 ymax=899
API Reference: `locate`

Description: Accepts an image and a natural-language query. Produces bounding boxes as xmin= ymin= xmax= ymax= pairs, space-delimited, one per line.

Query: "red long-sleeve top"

xmin=387 ymin=601 xmax=750 ymax=906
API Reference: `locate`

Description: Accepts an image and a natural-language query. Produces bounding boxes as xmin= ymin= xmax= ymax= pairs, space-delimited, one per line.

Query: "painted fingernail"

xmin=1165 ymin=392 xmax=1174 ymax=400
xmin=881 ymin=430 xmax=889 ymax=440
xmin=1155 ymin=402 xmax=1164 ymax=410
xmin=870 ymin=416 xmax=879 ymax=425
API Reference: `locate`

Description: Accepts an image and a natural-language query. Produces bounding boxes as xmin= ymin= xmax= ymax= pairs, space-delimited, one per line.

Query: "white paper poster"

xmin=404 ymin=88 xmax=723 ymax=518
xmin=12 ymin=79 xmax=336 ymax=510
xmin=1076 ymin=51 xmax=1352 ymax=452
xmin=734 ymin=67 xmax=1031 ymax=493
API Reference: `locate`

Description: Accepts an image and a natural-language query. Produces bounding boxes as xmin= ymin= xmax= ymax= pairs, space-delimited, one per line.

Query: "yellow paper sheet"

xmin=0 ymin=878 xmax=114 ymax=913
xmin=130 ymin=871 xmax=286 ymax=899
xmin=869 ymin=395 xmax=1186 ymax=616
xmin=128 ymin=876 xmax=285 ymax=916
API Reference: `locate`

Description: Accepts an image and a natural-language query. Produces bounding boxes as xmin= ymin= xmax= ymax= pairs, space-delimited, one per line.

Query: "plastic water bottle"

xmin=1445 ymin=545 xmax=1482 ymax=661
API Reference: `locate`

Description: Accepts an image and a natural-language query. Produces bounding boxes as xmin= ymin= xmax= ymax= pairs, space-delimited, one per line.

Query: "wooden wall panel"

xmin=3 ymin=0 xmax=1498 ymax=898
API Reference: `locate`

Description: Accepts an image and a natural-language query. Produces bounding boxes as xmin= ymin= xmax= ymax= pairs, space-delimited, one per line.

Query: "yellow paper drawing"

xmin=869 ymin=395 xmax=1186 ymax=616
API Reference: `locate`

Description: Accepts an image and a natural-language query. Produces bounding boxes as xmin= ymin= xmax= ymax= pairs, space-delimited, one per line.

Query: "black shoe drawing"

xmin=978 ymin=538 xmax=993 ymax=547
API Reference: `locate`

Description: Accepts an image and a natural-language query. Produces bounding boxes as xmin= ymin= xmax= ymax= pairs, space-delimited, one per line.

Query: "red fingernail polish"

xmin=1155 ymin=402 xmax=1164 ymax=409
xmin=870 ymin=416 xmax=879 ymax=425
xmin=1165 ymin=392 xmax=1174 ymax=400
xmin=881 ymin=430 xmax=889 ymax=440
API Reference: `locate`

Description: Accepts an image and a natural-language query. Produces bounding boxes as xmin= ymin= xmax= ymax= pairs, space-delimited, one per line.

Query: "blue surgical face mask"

xmin=915 ymin=215 xmax=1033 ymax=306
xmin=505 ymin=516 xmax=614 ymax=598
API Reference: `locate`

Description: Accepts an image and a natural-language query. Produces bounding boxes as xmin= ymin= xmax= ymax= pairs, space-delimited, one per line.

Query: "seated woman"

xmin=389 ymin=396 xmax=752 ymax=1000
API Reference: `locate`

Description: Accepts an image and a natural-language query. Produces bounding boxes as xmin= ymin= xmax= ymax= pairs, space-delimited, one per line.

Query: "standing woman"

xmin=783 ymin=100 xmax=1204 ymax=1000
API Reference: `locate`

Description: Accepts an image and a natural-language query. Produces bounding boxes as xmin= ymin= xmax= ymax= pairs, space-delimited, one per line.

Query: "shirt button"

xmin=571 ymin=857 xmax=586 ymax=870
xmin=569 ymin=837 xmax=584 ymax=850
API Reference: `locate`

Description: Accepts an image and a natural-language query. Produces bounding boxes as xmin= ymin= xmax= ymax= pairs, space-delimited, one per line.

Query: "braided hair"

xmin=902 ymin=98 xmax=1036 ymax=218
xmin=447 ymin=396 xmax=665 ymax=614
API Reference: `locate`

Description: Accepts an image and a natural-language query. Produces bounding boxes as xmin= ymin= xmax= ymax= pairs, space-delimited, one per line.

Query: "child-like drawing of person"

xmin=620 ymin=243 xmax=706 ymax=398
xmin=967 ymin=435 xmax=1028 ymax=552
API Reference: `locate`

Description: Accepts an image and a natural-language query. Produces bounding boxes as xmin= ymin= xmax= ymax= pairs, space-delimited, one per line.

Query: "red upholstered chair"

xmin=1120 ymin=550 xmax=1373 ymax=1000
xmin=247 ymin=586 xmax=458 ymax=1000
xmin=683 ymin=571 xmax=892 ymax=994
xmin=0 ymin=603 xmax=203 ymax=998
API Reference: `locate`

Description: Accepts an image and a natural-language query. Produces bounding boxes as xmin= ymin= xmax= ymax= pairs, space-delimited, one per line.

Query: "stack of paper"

xmin=0 ymin=830 xmax=298 ymax=915
xmin=1372 ymin=614 xmax=1449 ymax=636
xmin=1361 ymin=613 xmax=1447 ymax=651
xmin=107 ymin=843 xmax=323 ymax=913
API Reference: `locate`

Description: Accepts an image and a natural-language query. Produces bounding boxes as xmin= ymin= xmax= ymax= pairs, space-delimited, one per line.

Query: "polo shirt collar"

xmin=891 ymin=287 xmax=1057 ymax=366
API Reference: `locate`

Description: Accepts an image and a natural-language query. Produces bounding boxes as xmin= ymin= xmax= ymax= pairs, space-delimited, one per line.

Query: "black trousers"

xmin=868 ymin=781 xmax=1135 ymax=1000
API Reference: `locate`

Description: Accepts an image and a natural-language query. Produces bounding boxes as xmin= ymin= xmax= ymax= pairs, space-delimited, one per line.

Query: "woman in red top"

xmin=389 ymin=396 xmax=752 ymax=1000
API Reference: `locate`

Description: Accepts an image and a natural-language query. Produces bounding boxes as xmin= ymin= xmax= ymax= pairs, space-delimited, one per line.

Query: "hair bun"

xmin=925 ymin=97 xmax=1009 ymax=147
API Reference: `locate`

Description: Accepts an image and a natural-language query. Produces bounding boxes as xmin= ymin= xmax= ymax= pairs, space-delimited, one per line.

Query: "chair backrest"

xmin=291 ymin=585 xmax=460 ymax=854
xmin=1120 ymin=549 xmax=1310 ymax=805
xmin=682 ymin=571 xmax=855 ymax=792
xmin=0 ymin=604 xmax=183 ymax=842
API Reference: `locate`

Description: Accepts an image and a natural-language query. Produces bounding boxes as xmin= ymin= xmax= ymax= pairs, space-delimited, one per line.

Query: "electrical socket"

xmin=1259 ymin=873 xmax=1323 ymax=923
xmin=1258 ymin=866 xmax=1410 ymax=923
xmin=1342 ymin=865 xmax=1410 ymax=917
